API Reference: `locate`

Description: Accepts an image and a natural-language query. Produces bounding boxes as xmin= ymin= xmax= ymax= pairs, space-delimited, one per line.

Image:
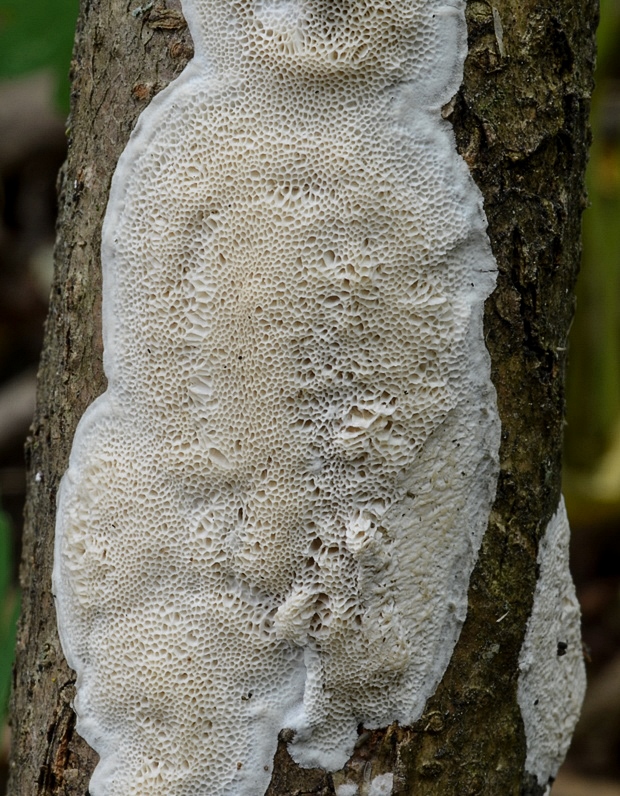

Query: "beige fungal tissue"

xmin=54 ymin=1 xmax=502 ymax=794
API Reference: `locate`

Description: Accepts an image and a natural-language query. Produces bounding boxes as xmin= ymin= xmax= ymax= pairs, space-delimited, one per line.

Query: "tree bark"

xmin=7 ymin=0 xmax=597 ymax=794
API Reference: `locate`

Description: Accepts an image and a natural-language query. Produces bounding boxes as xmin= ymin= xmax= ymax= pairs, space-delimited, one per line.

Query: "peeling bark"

xmin=7 ymin=0 xmax=597 ymax=793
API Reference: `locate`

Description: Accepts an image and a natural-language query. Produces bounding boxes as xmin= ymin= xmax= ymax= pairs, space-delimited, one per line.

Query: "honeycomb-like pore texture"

xmin=53 ymin=1 xmax=500 ymax=794
xmin=518 ymin=498 xmax=587 ymax=786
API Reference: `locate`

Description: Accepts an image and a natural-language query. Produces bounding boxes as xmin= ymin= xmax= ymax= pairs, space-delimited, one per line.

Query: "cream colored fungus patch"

xmin=54 ymin=1 xmax=501 ymax=794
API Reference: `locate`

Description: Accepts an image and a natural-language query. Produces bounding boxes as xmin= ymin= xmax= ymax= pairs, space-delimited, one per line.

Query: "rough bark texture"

xmin=7 ymin=0 xmax=597 ymax=794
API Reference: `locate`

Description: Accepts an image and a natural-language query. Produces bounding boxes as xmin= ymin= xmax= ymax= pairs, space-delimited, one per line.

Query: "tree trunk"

xmin=7 ymin=0 xmax=597 ymax=794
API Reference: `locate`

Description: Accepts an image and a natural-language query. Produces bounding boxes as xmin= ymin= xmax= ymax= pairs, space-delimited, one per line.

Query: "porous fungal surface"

xmin=53 ymin=1 xmax=500 ymax=794
xmin=518 ymin=498 xmax=587 ymax=787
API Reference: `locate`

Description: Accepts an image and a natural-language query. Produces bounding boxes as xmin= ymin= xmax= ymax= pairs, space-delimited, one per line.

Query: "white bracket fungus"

xmin=518 ymin=498 xmax=587 ymax=787
xmin=53 ymin=0 xmax=505 ymax=793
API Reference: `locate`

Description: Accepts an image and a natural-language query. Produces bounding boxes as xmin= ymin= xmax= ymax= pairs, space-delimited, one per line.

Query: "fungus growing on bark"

xmin=518 ymin=498 xmax=587 ymax=787
xmin=52 ymin=0 xmax=582 ymax=794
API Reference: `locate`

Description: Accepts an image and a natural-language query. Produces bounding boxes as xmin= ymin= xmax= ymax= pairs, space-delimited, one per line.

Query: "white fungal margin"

xmin=368 ymin=773 xmax=394 ymax=796
xmin=336 ymin=784 xmax=359 ymax=796
xmin=53 ymin=0 xmax=501 ymax=794
xmin=517 ymin=497 xmax=587 ymax=786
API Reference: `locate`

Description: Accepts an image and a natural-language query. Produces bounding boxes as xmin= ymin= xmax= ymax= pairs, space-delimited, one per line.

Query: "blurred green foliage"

xmin=0 ymin=0 xmax=79 ymax=111
xmin=565 ymin=0 xmax=620 ymax=486
xmin=0 ymin=0 xmax=78 ymax=729
xmin=0 ymin=507 xmax=18 ymax=722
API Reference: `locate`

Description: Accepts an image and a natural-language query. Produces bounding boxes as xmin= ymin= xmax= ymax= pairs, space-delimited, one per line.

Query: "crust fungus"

xmin=518 ymin=498 xmax=587 ymax=788
xmin=53 ymin=0 xmax=582 ymax=793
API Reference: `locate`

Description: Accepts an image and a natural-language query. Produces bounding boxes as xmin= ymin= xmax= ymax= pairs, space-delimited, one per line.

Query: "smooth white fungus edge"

xmin=517 ymin=497 xmax=587 ymax=786
xmin=53 ymin=1 xmax=502 ymax=794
